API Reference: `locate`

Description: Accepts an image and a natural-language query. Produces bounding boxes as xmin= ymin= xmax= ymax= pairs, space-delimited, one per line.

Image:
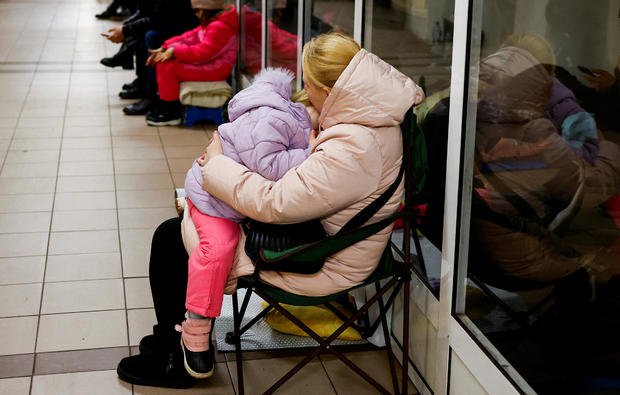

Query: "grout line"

xmin=29 ymin=2 xmax=77 ymax=394
xmin=318 ymin=354 xmax=340 ymax=395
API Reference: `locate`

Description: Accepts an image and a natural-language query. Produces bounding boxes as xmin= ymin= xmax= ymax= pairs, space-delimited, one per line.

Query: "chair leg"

xmin=377 ymin=282 xmax=400 ymax=394
xmin=232 ymin=292 xmax=244 ymax=395
xmin=402 ymin=276 xmax=410 ymax=395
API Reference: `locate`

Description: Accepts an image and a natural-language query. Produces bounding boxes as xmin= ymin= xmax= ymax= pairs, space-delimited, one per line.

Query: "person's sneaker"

xmin=146 ymin=107 xmax=183 ymax=126
xmin=123 ymin=98 xmax=154 ymax=115
xmin=175 ymin=316 xmax=215 ymax=379
xmin=117 ymin=352 xmax=197 ymax=389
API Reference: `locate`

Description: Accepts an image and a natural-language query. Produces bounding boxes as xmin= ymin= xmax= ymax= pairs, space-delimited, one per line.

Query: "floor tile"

xmin=167 ymin=158 xmax=195 ymax=174
xmin=45 ymin=252 xmax=122 ymax=282
xmin=115 ymin=174 xmax=173 ymax=191
xmin=34 ymin=347 xmax=129 ymax=376
xmin=62 ymin=126 xmax=109 ymax=137
xmin=0 ymin=283 xmax=42 ymax=317
xmin=112 ymin=135 xmax=161 ymax=149
xmin=113 ymin=147 xmax=165 ymax=160
xmin=0 ymin=212 xmax=51 ymax=233
xmin=0 ymin=232 xmax=48 ymax=258
xmin=116 ymin=189 xmax=173 ymax=209
xmin=0 ymin=177 xmax=56 ymax=195
xmin=113 ymin=159 xmax=169 ymax=175
xmin=12 ymin=127 xmax=62 ymax=139
xmin=0 ymin=376 xmax=31 ymax=394
xmin=124 ymin=278 xmax=153 ymax=309
xmin=4 ymin=149 xmax=59 ymax=164
xmin=0 ymin=162 xmax=58 ymax=178
xmin=119 ymin=228 xmax=153 ymax=277
xmin=58 ymin=161 xmax=114 ymax=176
xmin=60 ymin=147 xmax=112 ymax=162
xmin=51 ymin=209 xmax=117 ymax=232
xmin=31 ymin=370 xmax=132 ymax=395
xmin=320 ymin=351 xmax=417 ymax=394
xmin=48 ymin=230 xmax=119 ymax=255
xmin=118 ymin=207 xmax=176 ymax=230
xmin=0 ymin=194 xmax=53 ymax=213
xmin=36 ymin=310 xmax=128 ymax=352
xmin=0 ymin=256 xmax=45 ymax=285
xmin=41 ymin=279 xmax=124 ymax=314
xmin=127 ymin=308 xmax=156 ymax=346
xmin=56 ymin=175 xmax=115 ymax=192
xmin=160 ymin=133 xmax=209 ymax=147
xmin=0 ymin=353 xmax=34 ymax=379
xmin=0 ymin=316 xmax=38 ymax=355
xmin=54 ymin=191 xmax=116 ymax=211
xmin=227 ymin=357 xmax=336 ymax=395
xmin=62 ymin=137 xmax=111 ymax=150
xmin=10 ymin=138 xmax=61 ymax=151
xmin=164 ymin=146 xmax=205 ymax=159
xmin=133 ymin=363 xmax=235 ymax=394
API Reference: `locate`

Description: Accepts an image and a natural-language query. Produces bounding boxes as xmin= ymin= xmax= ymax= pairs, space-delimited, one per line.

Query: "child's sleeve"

xmin=238 ymin=116 xmax=309 ymax=182
xmin=172 ymin=21 xmax=235 ymax=64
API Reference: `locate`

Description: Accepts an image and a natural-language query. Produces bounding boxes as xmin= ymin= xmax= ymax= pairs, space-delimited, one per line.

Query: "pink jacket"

xmin=183 ymin=49 xmax=424 ymax=296
xmin=163 ymin=6 xmax=238 ymax=81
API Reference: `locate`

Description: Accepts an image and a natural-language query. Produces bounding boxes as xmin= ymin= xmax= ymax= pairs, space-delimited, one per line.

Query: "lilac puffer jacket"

xmin=185 ymin=67 xmax=312 ymax=222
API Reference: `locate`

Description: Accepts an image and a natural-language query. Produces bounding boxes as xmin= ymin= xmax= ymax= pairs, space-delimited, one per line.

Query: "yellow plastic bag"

xmin=262 ymin=301 xmax=362 ymax=341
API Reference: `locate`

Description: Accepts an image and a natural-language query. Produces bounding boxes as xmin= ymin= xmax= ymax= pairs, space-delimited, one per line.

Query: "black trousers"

xmin=149 ymin=217 xmax=189 ymax=344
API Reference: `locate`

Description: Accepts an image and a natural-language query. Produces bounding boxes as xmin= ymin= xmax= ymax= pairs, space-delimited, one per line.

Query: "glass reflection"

xmin=463 ymin=1 xmax=620 ymax=392
xmin=365 ymin=0 xmax=456 ymax=297
xmin=240 ymin=1 xmax=263 ymax=79
xmin=267 ymin=0 xmax=299 ymax=75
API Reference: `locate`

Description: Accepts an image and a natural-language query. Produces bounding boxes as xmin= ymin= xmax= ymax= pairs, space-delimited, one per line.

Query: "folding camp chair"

xmin=225 ymin=108 xmax=424 ymax=395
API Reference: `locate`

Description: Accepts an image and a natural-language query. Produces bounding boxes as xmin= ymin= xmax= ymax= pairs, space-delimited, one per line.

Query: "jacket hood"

xmin=477 ymin=46 xmax=552 ymax=123
xmin=214 ymin=6 xmax=238 ymax=31
xmin=227 ymin=67 xmax=308 ymax=123
xmin=319 ymin=49 xmax=424 ymax=130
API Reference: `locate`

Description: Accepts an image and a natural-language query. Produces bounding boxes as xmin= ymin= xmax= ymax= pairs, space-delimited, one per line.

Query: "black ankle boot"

xmin=100 ymin=43 xmax=134 ymax=70
xmin=146 ymin=100 xmax=183 ymax=126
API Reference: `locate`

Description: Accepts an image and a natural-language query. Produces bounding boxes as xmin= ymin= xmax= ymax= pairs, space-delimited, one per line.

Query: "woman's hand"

xmin=146 ymin=47 xmax=174 ymax=66
xmin=197 ymin=131 xmax=223 ymax=166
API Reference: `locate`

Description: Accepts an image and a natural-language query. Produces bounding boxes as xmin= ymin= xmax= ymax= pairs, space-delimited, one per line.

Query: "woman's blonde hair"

xmin=291 ymin=89 xmax=310 ymax=106
xmin=302 ymin=33 xmax=361 ymax=90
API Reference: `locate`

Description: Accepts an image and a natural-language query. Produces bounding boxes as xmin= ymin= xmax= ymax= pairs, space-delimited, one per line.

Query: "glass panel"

xmin=266 ymin=0 xmax=299 ymax=77
xmin=240 ymin=1 xmax=263 ymax=83
xmin=364 ymin=0 xmax=456 ymax=297
xmin=460 ymin=0 xmax=620 ymax=392
xmin=310 ymin=1 xmax=355 ymax=39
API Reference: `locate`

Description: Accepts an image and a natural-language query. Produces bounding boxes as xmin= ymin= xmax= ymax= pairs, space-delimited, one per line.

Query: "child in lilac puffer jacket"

xmin=177 ymin=67 xmax=313 ymax=378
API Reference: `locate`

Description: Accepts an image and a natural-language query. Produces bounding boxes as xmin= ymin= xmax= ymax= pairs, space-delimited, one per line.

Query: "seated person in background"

xmin=145 ymin=0 xmax=238 ymax=126
xmin=116 ymin=32 xmax=424 ymax=389
xmin=472 ymin=45 xmax=586 ymax=282
xmin=100 ymin=0 xmax=197 ymax=114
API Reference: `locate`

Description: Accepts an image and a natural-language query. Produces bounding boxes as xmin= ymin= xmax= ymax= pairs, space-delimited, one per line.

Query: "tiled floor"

xmin=0 ymin=0 xmax=417 ymax=394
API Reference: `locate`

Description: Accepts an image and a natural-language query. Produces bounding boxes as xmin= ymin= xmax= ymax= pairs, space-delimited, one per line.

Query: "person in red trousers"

xmin=145 ymin=0 xmax=238 ymax=126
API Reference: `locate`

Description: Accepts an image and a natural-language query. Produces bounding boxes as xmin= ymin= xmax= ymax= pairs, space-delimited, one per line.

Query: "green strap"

xmin=261 ymin=210 xmax=415 ymax=264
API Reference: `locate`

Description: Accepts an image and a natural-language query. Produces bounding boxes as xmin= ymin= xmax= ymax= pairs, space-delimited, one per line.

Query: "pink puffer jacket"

xmin=185 ymin=49 xmax=424 ymax=296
